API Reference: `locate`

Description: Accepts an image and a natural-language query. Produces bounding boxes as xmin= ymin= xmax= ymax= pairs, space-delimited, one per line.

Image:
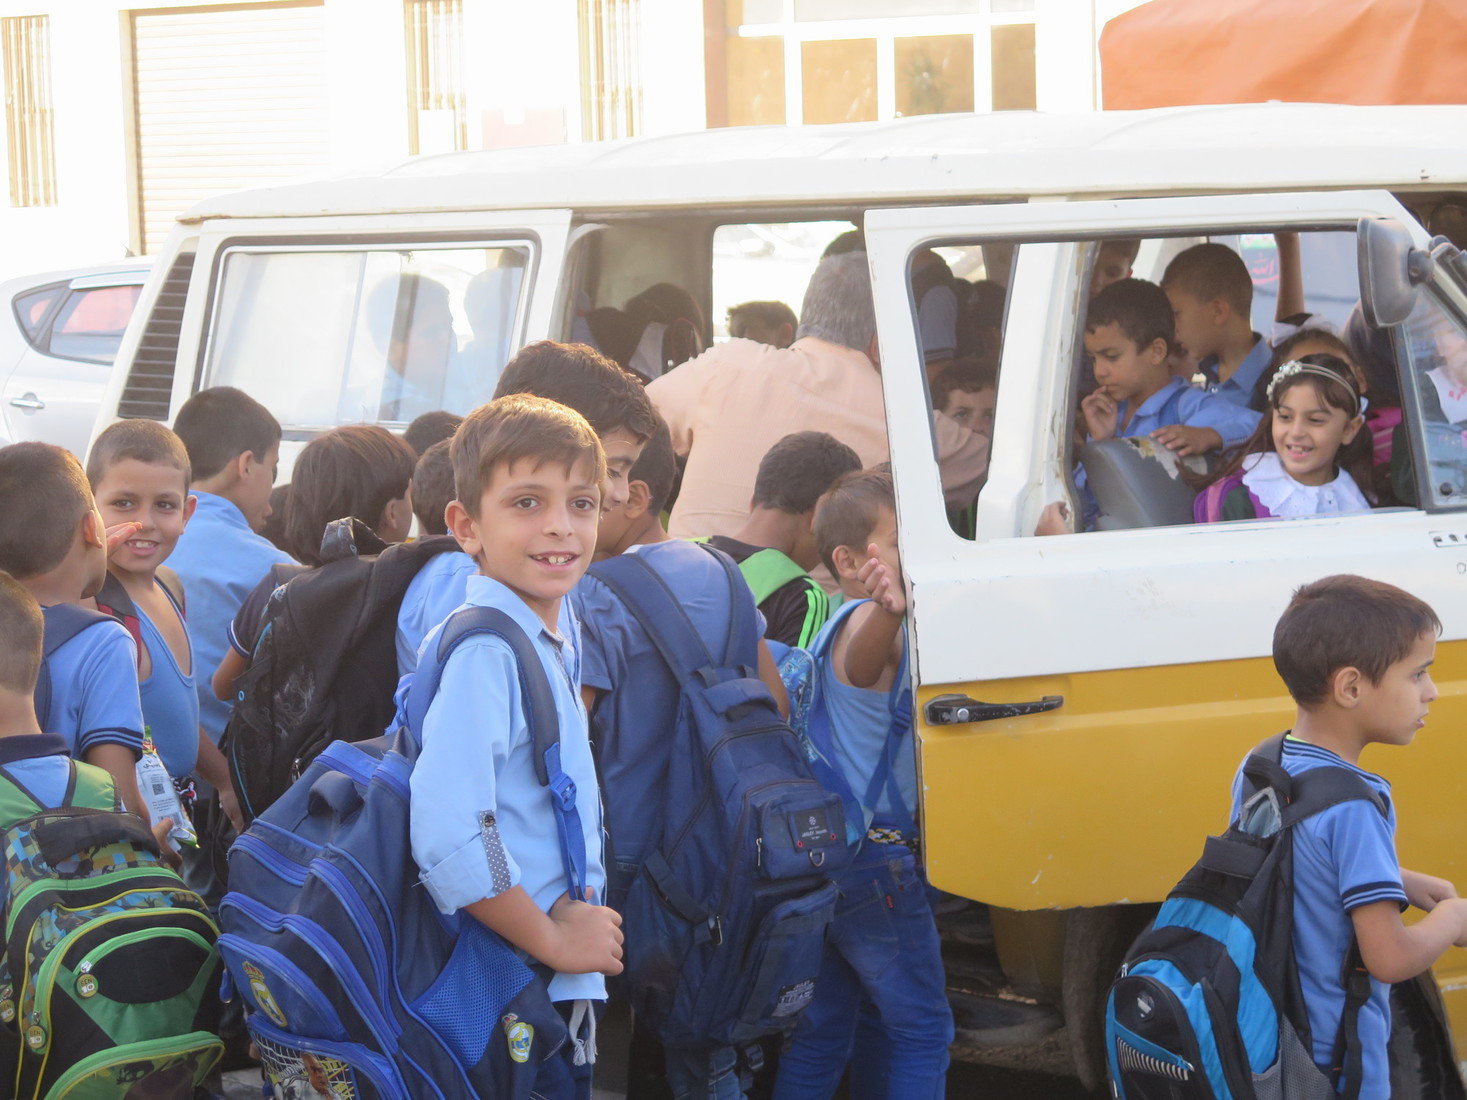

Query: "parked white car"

xmin=2 ymin=261 xmax=151 ymax=455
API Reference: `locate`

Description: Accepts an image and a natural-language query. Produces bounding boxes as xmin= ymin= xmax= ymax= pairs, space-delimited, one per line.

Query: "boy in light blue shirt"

xmin=0 ymin=443 xmax=148 ymax=821
xmin=396 ymin=341 xmax=658 ymax=674
xmin=1162 ymin=242 xmax=1272 ymax=410
xmin=410 ymin=394 xmax=622 ymax=1099
xmin=168 ymin=387 xmax=294 ymax=746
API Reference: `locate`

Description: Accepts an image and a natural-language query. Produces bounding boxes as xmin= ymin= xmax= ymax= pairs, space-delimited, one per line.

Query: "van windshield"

xmin=205 ymin=244 xmax=530 ymax=430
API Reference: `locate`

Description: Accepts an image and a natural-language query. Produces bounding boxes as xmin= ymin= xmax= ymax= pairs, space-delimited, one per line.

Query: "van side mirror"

xmin=1358 ymin=216 xmax=1434 ymax=327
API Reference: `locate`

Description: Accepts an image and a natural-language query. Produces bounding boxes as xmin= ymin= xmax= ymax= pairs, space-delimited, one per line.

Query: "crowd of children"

xmin=0 ymin=227 xmax=1459 ymax=1100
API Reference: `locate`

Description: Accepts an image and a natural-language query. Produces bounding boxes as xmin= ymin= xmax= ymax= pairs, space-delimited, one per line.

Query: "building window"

xmin=579 ymin=0 xmax=643 ymax=142
xmin=710 ymin=2 xmax=1035 ymax=127
xmin=405 ymin=0 xmax=467 ymax=155
xmin=2 ymin=15 xmax=57 ymax=207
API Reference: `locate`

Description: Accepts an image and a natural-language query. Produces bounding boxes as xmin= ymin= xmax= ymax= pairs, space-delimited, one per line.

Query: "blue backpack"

xmin=777 ymin=598 xmax=916 ymax=851
xmin=1104 ymin=734 xmax=1379 ymax=1100
xmin=586 ymin=550 xmax=848 ymax=1051
xmin=218 ymin=606 xmax=586 ymax=1100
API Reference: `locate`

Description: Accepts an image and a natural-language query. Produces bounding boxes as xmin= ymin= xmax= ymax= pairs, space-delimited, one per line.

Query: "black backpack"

xmin=1104 ymin=734 xmax=1382 ymax=1100
xmin=586 ymin=548 xmax=849 ymax=1053
xmin=218 ymin=520 xmax=459 ymax=830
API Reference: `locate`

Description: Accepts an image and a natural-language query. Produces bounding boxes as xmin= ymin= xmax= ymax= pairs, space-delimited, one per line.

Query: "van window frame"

xmin=194 ymin=232 xmax=542 ymax=433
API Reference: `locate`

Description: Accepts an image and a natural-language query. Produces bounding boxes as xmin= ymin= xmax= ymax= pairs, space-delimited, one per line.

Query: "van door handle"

xmin=924 ymin=693 xmax=1064 ymax=724
xmin=9 ymin=394 xmax=44 ymax=411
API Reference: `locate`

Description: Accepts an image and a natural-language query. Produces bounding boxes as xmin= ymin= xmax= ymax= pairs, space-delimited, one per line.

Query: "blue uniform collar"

xmin=1122 ymin=376 xmax=1187 ymax=420
xmin=1200 ymin=335 xmax=1269 ymax=394
xmin=0 ymin=733 xmax=70 ymax=766
xmin=462 ymin=573 xmax=573 ymax=647
xmin=189 ymin=490 xmax=251 ymax=531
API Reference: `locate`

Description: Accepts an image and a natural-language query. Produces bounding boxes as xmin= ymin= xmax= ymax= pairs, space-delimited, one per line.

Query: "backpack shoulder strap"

xmin=155 ymin=565 xmax=185 ymax=616
xmin=67 ymin=760 xmax=118 ymax=812
xmin=404 ymin=605 xmax=586 ymax=901
xmin=589 ymin=548 xmax=759 ymax=682
xmin=737 ymin=548 xmax=811 ymax=606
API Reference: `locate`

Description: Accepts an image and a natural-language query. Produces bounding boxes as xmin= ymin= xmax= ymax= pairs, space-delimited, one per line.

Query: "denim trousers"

xmin=772 ymin=845 xmax=952 ymax=1100
xmin=665 ymin=1041 xmax=745 ymax=1100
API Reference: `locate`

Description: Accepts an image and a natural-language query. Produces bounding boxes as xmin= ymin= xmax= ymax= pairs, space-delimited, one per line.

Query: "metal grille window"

xmin=405 ymin=0 xmax=467 ymax=155
xmin=2 ymin=15 xmax=57 ymax=207
xmin=578 ymin=0 xmax=643 ymax=142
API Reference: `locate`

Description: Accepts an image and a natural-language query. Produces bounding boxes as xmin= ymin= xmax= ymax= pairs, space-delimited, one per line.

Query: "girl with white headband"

xmin=1194 ymin=353 xmax=1373 ymax=522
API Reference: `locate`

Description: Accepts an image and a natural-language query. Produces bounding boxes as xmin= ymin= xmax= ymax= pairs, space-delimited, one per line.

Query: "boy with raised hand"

xmin=413 ymin=395 xmax=622 ymax=1099
xmin=86 ymin=419 xmax=242 ymax=833
xmin=167 ymin=386 xmax=294 ymax=750
xmin=396 ymin=340 xmax=658 ymax=674
xmin=574 ymin=418 xmax=790 ymax=1099
xmin=0 ymin=443 xmax=148 ymax=821
xmin=1236 ymin=576 xmax=1467 ymax=1099
xmin=701 ymin=430 xmax=861 ymax=649
xmin=1081 ymin=278 xmax=1259 ymax=459
xmin=1162 ymin=242 xmax=1272 ymax=411
xmin=773 ymin=469 xmax=953 ymax=1100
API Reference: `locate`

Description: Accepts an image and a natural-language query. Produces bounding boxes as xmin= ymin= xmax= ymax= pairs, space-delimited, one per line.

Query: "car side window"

xmin=48 ymin=285 xmax=143 ymax=363
xmin=203 ymin=244 xmax=529 ymax=430
xmin=11 ymin=283 xmax=65 ymax=345
xmin=1395 ymin=289 xmax=1467 ymax=509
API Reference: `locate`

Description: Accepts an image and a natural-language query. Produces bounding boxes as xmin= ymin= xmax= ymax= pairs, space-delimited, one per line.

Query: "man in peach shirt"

xmin=648 ymin=252 xmax=989 ymax=539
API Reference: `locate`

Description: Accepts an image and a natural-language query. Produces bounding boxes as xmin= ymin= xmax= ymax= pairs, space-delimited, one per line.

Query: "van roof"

xmin=181 ymin=103 xmax=1467 ymax=223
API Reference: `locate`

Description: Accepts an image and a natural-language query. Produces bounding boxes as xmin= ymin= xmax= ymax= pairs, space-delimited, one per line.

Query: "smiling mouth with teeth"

xmin=536 ymin=553 xmax=575 ymax=565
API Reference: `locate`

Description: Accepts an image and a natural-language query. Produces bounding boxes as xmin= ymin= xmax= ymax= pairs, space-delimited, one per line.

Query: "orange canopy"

xmin=1101 ymin=0 xmax=1467 ymax=109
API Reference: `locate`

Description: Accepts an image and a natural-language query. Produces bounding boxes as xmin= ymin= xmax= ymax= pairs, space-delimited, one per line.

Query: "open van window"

xmin=202 ymin=243 xmax=529 ymax=431
xmin=1396 ymin=285 xmax=1467 ymax=508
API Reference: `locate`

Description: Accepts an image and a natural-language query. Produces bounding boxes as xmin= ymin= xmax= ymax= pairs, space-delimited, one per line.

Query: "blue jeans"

xmin=772 ymin=847 xmax=952 ymax=1100
xmin=665 ymin=1042 xmax=745 ymax=1100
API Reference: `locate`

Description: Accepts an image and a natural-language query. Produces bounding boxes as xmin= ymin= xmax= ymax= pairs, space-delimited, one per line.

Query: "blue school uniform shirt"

xmin=1229 ymin=737 xmax=1405 ymax=1100
xmin=812 ymin=600 xmax=917 ymax=827
xmin=0 ymin=733 xmax=80 ymax=817
xmin=137 ymin=587 xmax=200 ymax=778
xmin=167 ymin=491 xmax=295 ymax=744
xmin=1199 ymin=334 xmax=1271 ymax=409
xmin=572 ymin=540 xmax=766 ymax=870
xmin=395 ymin=550 xmax=477 ymax=675
xmin=1110 ymin=376 xmax=1260 ymax=447
xmin=42 ymin=608 xmax=144 ymax=760
xmin=409 ymin=574 xmax=606 ymax=1004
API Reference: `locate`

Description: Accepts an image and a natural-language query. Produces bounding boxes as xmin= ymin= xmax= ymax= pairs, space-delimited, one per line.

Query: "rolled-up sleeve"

xmin=410 ymin=637 xmax=524 ymax=914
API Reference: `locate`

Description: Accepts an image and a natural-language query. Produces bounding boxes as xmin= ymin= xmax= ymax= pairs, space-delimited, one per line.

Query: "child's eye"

xmin=573 ymin=497 xmax=598 ymax=512
xmin=513 ymin=497 xmax=538 ymax=510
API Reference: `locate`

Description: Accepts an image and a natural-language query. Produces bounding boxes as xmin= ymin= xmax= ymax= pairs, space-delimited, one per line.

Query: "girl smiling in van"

xmin=1194 ymin=353 xmax=1373 ymax=522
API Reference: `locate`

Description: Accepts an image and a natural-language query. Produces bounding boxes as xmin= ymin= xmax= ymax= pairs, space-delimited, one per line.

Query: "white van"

xmin=95 ymin=103 xmax=1467 ymax=1091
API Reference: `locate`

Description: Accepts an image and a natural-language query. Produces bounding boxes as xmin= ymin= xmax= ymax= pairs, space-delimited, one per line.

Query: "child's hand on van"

xmin=548 ymin=890 xmax=625 ymax=976
xmin=1035 ymin=501 xmax=1070 ymax=537
xmin=857 ymin=544 xmax=905 ymax=617
xmin=1080 ymin=391 xmax=1117 ymax=441
xmin=1150 ymin=424 xmax=1221 ymax=457
xmin=1402 ymin=868 xmax=1459 ymax=911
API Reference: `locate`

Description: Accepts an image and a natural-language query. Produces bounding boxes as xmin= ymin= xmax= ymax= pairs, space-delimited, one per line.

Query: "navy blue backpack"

xmin=587 ymin=550 xmax=848 ymax=1052
xmin=1104 ymin=734 xmax=1380 ymax=1100
xmin=218 ymin=606 xmax=587 ymax=1100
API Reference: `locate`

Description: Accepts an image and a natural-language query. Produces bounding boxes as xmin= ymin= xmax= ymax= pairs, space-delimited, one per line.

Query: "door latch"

xmin=924 ymin=693 xmax=1063 ymax=725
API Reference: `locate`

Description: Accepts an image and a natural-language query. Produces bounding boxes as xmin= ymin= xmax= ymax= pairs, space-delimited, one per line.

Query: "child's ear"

xmin=232 ymin=450 xmax=255 ymax=485
xmin=1145 ymin=337 xmax=1169 ymax=366
xmin=81 ymin=509 xmax=106 ymax=550
xmin=622 ymin=480 xmax=652 ymax=521
xmin=830 ymin=543 xmax=859 ymax=581
xmin=1341 ymin=415 xmax=1365 ymax=445
xmin=1330 ymin=665 xmax=1364 ymax=708
xmin=182 ymin=494 xmax=198 ymax=526
xmin=1208 ymin=296 xmax=1232 ymax=326
xmin=444 ymin=499 xmax=480 ymax=558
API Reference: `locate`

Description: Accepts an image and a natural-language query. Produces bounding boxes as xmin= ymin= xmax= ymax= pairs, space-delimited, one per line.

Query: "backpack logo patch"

xmin=244 ymin=960 xmax=289 ymax=1029
xmin=773 ymin=979 xmax=815 ymax=1018
xmin=503 ymin=1014 xmax=534 ymax=1063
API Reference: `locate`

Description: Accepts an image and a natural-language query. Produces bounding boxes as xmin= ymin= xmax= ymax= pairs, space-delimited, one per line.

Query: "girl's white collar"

xmin=1240 ymin=452 xmax=1371 ymax=518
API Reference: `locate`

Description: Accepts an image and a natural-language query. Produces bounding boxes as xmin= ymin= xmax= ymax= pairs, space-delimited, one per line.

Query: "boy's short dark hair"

xmin=411 ymin=439 xmax=455 ymax=536
xmin=1161 ymin=243 xmax=1253 ymax=316
xmin=172 ymin=387 xmax=282 ymax=482
xmin=1086 ymin=278 xmax=1175 ymax=355
xmin=404 ymin=411 xmax=463 ymax=457
xmin=814 ymin=468 xmax=896 ymax=577
xmin=1273 ymin=575 xmax=1441 ymax=706
xmin=286 ymin=425 xmax=417 ymax=565
xmin=630 ymin=418 xmax=677 ymax=515
xmin=0 ymin=443 xmax=94 ymax=580
xmin=452 ymin=395 xmax=607 ymax=517
xmin=753 ymin=431 xmax=862 ymax=516
xmin=931 ymin=356 xmax=998 ymax=411
xmin=85 ymin=419 xmax=191 ymax=489
xmin=492 ymin=341 xmax=659 ymax=444
xmin=728 ymin=300 xmax=797 ymax=341
xmin=0 ymin=569 xmax=43 ymax=695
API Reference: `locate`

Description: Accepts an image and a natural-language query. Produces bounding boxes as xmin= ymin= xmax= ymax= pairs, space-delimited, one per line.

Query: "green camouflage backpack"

xmin=0 ymin=760 xmax=223 ymax=1100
